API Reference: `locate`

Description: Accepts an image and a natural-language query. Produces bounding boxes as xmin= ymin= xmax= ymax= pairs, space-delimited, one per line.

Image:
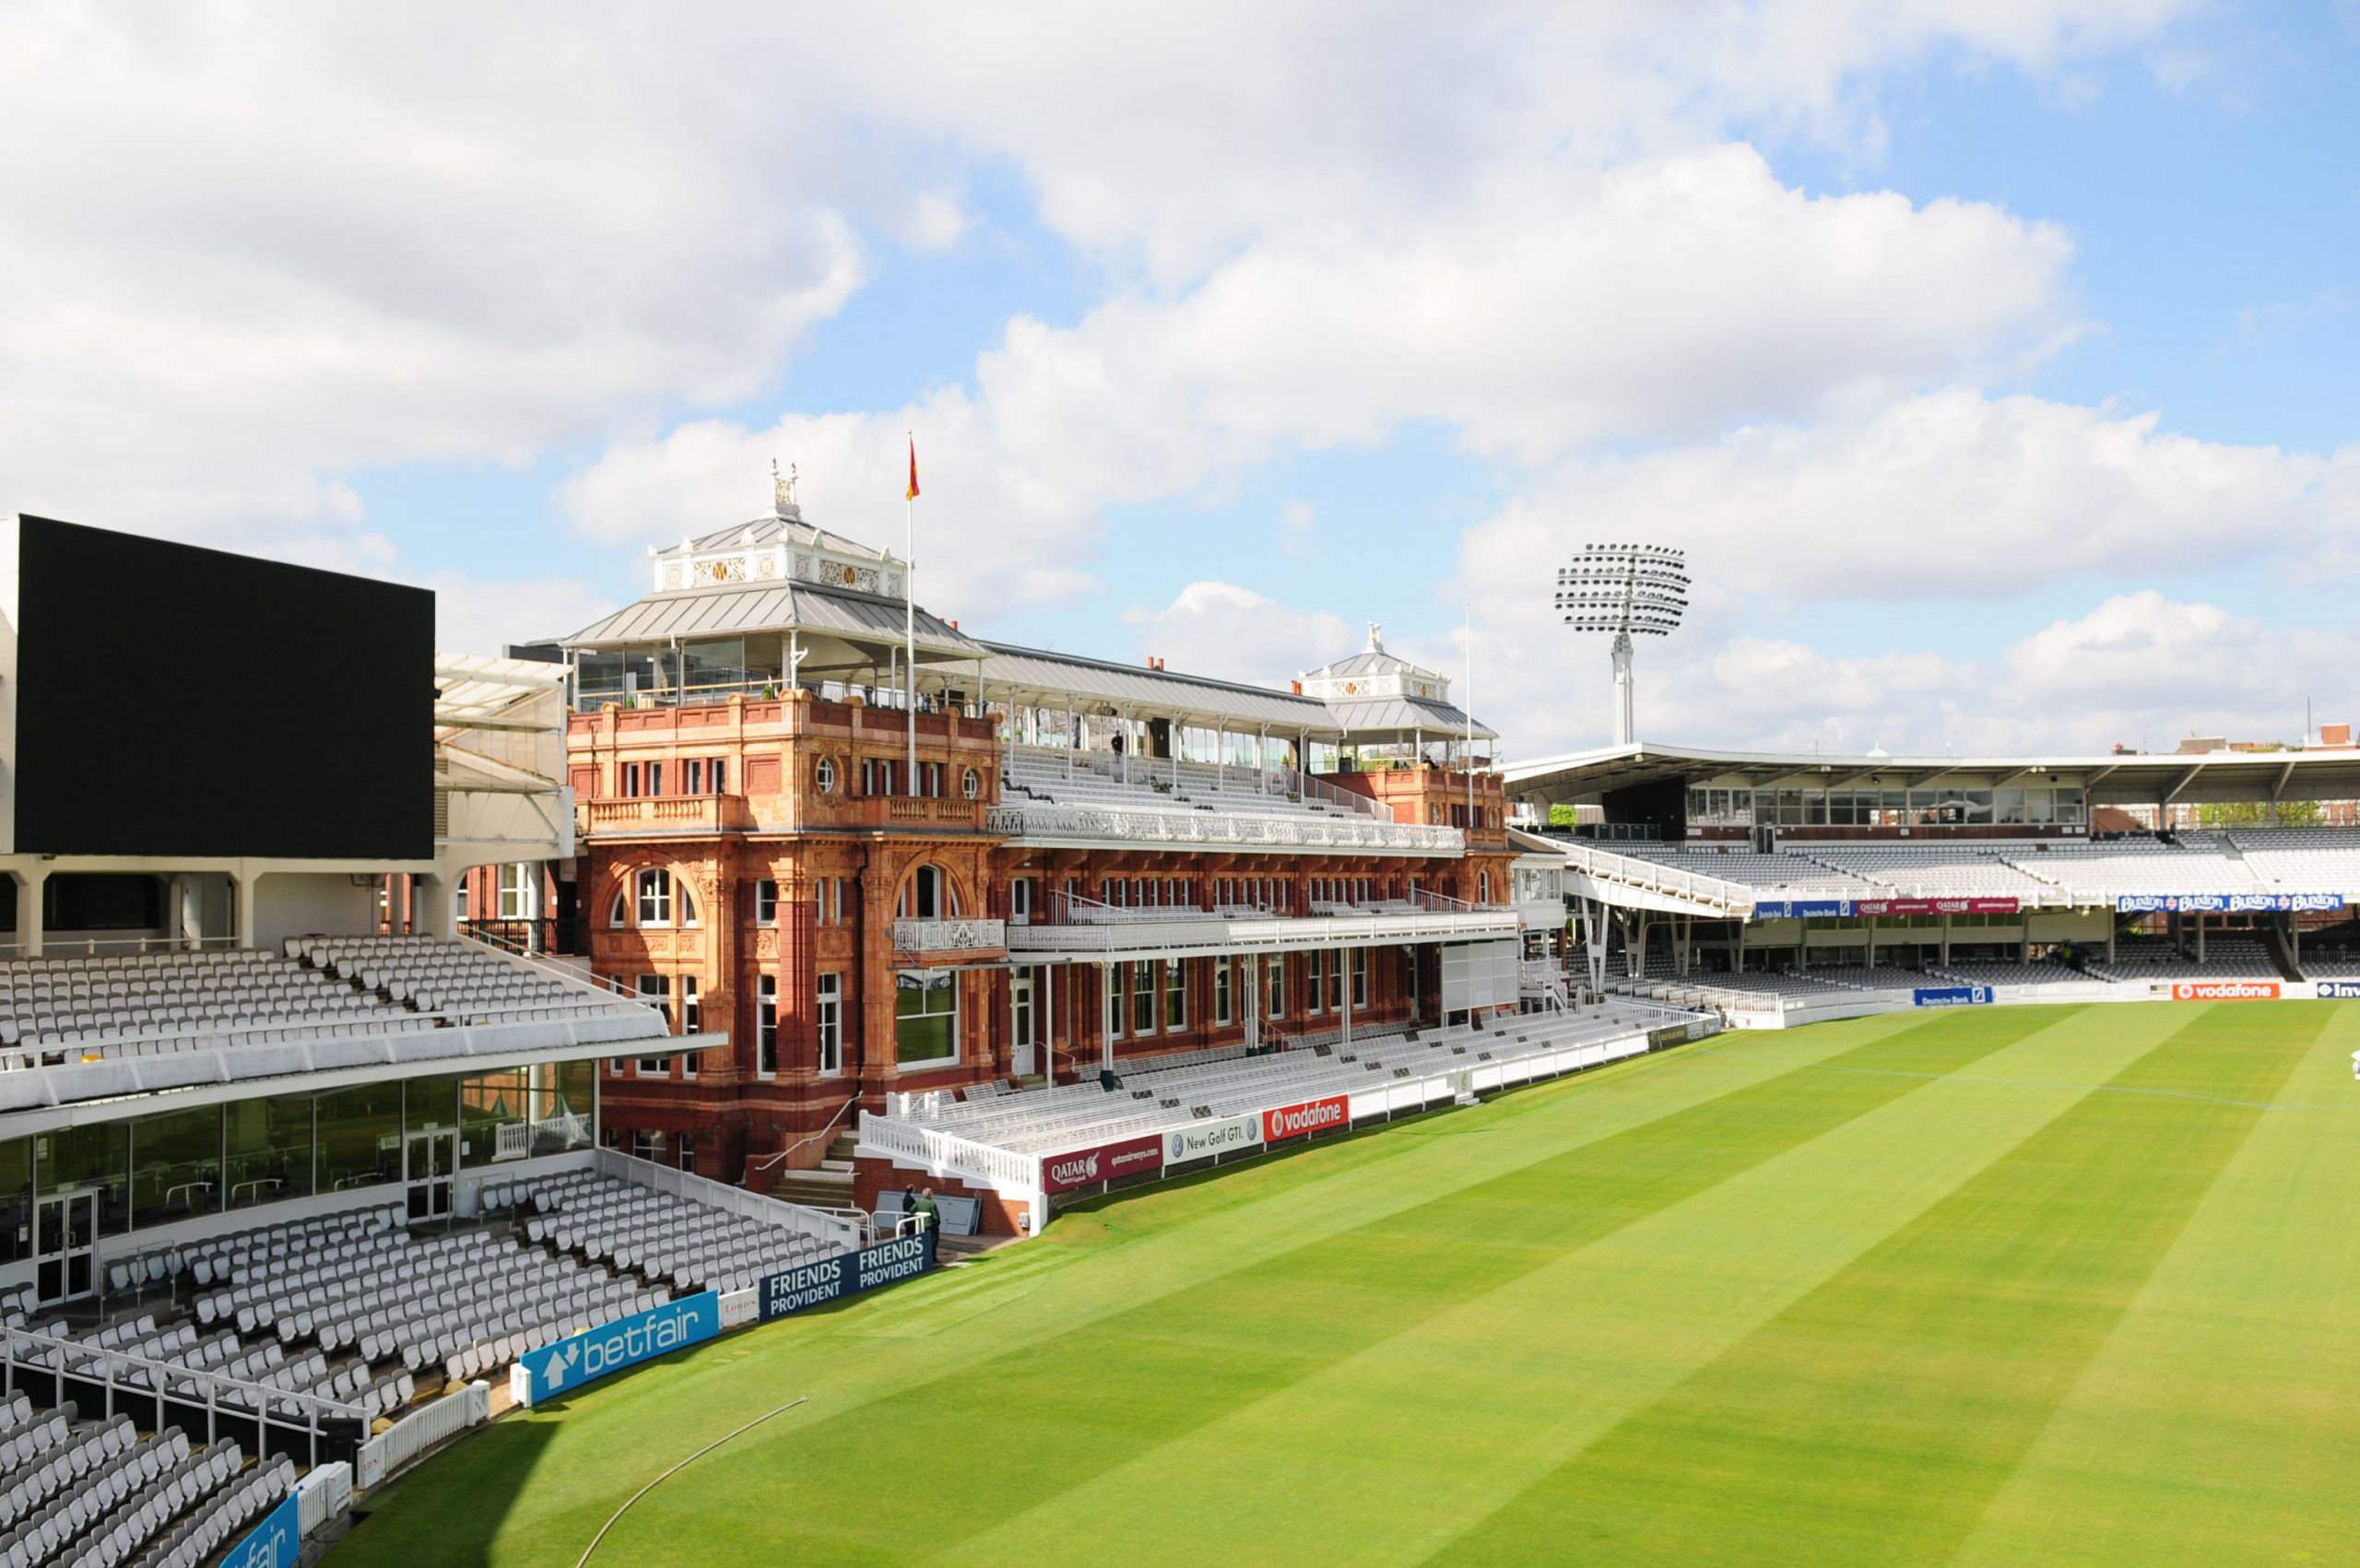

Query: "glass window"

xmin=758 ymin=974 xmax=779 ymax=1075
xmin=899 ymin=867 xmax=957 ymax=920
xmin=962 ymin=766 xmax=982 ymax=800
xmin=224 ymin=1093 xmax=313 ymax=1207
xmin=1104 ymin=962 xmax=1125 ymax=1041
xmin=756 ymin=879 xmax=778 ymax=925
xmin=33 ymin=1122 xmax=128 ymax=1238
xmin=498 ymin=863 xmax=537 ymax=920
xmin=637 ymin=869 xmax=674 ymax=925
xmin=0 ymin=1137 xmax=28 ymax=1265
xmin=129 ymin=1104 xmax=222 ymax=1229
xmin=1214 ymin=959 xmax=1232 ymax=1025
xmin=1267 ymin=956 xmax=1286 ymax=1019
xmin=1133 ymin=961 xmax=1156 ymax=1033
xmin=533 ymin=1060 xmax=596 ymax=1159
xmin=315 ymin=1080 xmax=403 ymax=1197
xmin=815 ymin=757 xmax=837 ymax=795
xmin=817 ymin=973 xmax=843 ymax=1075
xmin=458 ymin=1068 xmax=528 ymax=1171
xmin=1164 ymin=959 xmax=1186 ymax=1031
xmin=1351 ymin=948 xmax=1368 ymax=1008
xmin=894 ymin=970 xmax=958 ymax=1067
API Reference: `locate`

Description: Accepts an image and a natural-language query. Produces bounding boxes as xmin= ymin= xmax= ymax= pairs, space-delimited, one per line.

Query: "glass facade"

xmin=0 ymin=1064 xmax=600 ymax=1268
xmin=1684 ymin=784 xmax=2086 ymax=828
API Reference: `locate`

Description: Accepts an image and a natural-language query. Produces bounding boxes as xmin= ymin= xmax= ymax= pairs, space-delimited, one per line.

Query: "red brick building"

xmin=473 ymin=481 xmax=1524 ymax=1192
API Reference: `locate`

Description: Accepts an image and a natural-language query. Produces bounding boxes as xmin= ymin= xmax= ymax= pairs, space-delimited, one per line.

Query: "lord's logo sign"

xmin=513 ymin=1291 xmax=719 ymax=1406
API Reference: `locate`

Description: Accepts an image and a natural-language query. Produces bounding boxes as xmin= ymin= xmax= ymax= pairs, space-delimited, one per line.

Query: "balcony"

xmin=581 ymin=794 xmax=753 ymax=837
xmin=1002 ymin=900 xmax=1518 ymax=961
xmin=985 ymin=803 xmax=1462 ymax=855
xmin=892 ymin=917 xmax=1008 ymax=954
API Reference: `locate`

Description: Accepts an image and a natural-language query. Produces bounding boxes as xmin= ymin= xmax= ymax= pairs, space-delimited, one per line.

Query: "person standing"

xmin=911 ymin=1186 xmax=939 ymax=1233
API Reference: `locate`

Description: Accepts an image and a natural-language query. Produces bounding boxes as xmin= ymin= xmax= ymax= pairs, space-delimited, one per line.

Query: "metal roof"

xmin=563 ymin=580 xmax=985 ymax=659
xmin=1504 ymin=741 xmax=2360 ymax=808
xmin=661 ymin=511 xmax=897 ymax=563
xmin=976 ymin=643 xmax=1342 ymax=734
xmin=1328 ymin=694 xmax=1498 ymax=743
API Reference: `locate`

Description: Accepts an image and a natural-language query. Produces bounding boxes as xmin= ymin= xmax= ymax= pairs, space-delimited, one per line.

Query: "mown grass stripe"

xmin=588 ymin=1011 xmax=2058 ymax=1566
xmin=1426 ymin=1002 xmax=2328 ymax=1568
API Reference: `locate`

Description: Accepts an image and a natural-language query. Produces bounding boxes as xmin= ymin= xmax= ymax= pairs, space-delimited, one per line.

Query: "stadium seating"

xmin=522 ymin=1173 xmax=840 ymax=1295
xmin=0 ymin=1385 xmax=288 ymax=1568
xmin=888 ymin=1003 xmax=1688 ymax=1159
xmin=2085 ymin=936 xmax=2278 ymax=983
xmin=1002 ymin=745 xmax=1375 ymax=825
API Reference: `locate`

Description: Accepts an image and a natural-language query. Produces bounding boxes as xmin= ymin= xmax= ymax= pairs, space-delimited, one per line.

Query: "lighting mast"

xmin=1554 ymin=544 xmax=1689 ymax=746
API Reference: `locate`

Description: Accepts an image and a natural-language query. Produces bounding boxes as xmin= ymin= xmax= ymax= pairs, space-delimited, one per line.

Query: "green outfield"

xmin=336 ymin=1002 xmax=2360 ymax=1566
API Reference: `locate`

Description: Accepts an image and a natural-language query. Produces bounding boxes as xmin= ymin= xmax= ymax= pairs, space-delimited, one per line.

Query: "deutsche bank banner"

xmin=219 ymin=1488 xmax=301 ymax=1568
xmin=513 ymin=1291 xmax=719 ymax=1406
xmin=1165 ymin=1113 xmax=1264 ymax=1165
xmin=758 ymin=1230 xmax=937 ymax=1322
xmin=1913 ymin=985 xmax=1993 ymax=1008
xmin=2115 ymin=892 xmax=2345 ymax=914
xmin=1749 ymin=899 xmax=1854 ymax=919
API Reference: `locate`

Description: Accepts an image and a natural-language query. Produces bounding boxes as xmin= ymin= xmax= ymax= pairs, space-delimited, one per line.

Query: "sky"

xmin=4 ymin=1 xmax=2357 ymax=761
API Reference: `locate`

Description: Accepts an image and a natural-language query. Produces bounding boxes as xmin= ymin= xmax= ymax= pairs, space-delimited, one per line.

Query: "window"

xmin=711 ymin=759 xmax=727 ymax=795
xmin=894 ymin=970 xmax=958 ymax=1067
xmin=1010 ymin=878 xmax=1034 ymax=925
xmin=898 ymin=867 xmax=957 ymax=920
xmin=1307 ymin=950 xmax=1325 ymax=1015
xmin=636 ymin=974 xmax=670 ymax=1071
xmin=636 ymin=869 xmax=674 ymax=926
xmin=682 ymin=975 xmax=702 ymax=1036
xmin=1164 ymin=959 xmax=1186 ymax=1031
xmin=647 ymin=762 xmax=665 ymax=797
xmin=860 ymin=758 xmax=897 ymax=796
xmin=630 ymin=1129 xmax=657 ymax=1161
xmin=498 ymin=862 xmax=537 ymax=920
xmin=815 ymin=757 xmax=837 ymax=795
xmin=1351 ymin=948 xmax=1368 ymax=1008
xmin=1133 ymin=959 xmax=1156 ymax=1034
xmin=758 ymin=974 xmax=778 ymax=1075
xmin=683 ymin=759 xmax=705 ymax=796
xmin=755 ymin=879 xmax=778 ymax=925
xmin=962 ymin=766 xmax=982 ymax=799
xmin=1267 ymin=956 xmax=1285 ymax=1019
xmin=1105 ymin=963 xmax=1126 ymax=1041
xmin=1479 ymin=871 xmax=1492 ymax=904
xmin=817 ymin=973 xmax=843 ymax=1075
xmin=622 ymin=762 xmax=642 ymax=797
xmin=678 ymin=1140 xmax=696 ymax=1174
xmin=1328 ymin=949 xmax=1344 ymax=1012
xmin=1214 ymin=958 xmax=1232 ymax=1025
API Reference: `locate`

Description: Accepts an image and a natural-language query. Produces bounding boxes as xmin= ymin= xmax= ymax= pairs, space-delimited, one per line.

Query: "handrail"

xmin=748 ymin=1096 xmax=863 ymax=1173
xmin=2 ymin=1322 xmax=368 ymax=1468
xmin=459 ymin=927 xmax=652 ymax=1005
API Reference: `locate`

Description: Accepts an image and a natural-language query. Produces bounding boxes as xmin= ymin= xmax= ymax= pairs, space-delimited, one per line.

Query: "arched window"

xmin=896 ymin=866 xmax=959 ymax=920
xmin=629 ymin=868 xmax=700 ymax=928
xmin=815 ymin=757 xmax=837 ymax=795
xmin=962 ymin=766 xmax=982 ymax=800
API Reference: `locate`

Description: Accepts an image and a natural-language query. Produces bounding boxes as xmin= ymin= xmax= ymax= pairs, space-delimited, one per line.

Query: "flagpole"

xmin=905 ymin=432 xmax=917 ymax=796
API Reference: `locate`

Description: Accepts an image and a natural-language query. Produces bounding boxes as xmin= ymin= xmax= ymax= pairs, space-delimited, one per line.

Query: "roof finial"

xmin=773 ymin=458 xmax=799 ymax=517
xmin=1368 ymin=619 xmax=1383 ymax=652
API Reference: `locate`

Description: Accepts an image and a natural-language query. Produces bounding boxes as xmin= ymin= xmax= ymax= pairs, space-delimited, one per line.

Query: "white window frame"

xmin=755 ymin=878 xmax=779 ymax=926
xmin=1214 ymin=957 xmax=1232 ymax=1026
xmin=816 ymin=757 xmax=837 ymax=795
xmin=758 ymin=973 xmax=779 ymax=1075
xmin=636 ymin=869 xmax=674 ymax=927
xmin=817 ymin=973 xmax=843 ymax=1075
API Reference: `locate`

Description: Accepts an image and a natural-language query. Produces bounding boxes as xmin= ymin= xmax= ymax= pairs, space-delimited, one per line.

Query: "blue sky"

xmin=6 ymin=4 xmax=2357 ymax=757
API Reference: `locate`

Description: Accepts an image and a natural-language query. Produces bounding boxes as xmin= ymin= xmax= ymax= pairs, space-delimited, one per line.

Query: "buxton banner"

xmin=2117 ymin=892 xmax=2344 ymax=914
xmin=1041 ymin=1133 xmax=1165 ymax=1194
xmin=1855 ymin=898 xmax=2021 ymax=917
xmin=1912 ymin=984 xmax=1993 ymax=1008
xmin=758 ymin=1230 xmax=937 ymax=1322
xmin=1164 ymin=1113 xmax=1264 ymax=1165
xmin=513 ymin=1291 xmax=718 ymax=1406
xmin=1263 ymin=1094 xmax=1351 ymax=1143
xmin=2171 ymin=980 xmax=2281 ymax=1001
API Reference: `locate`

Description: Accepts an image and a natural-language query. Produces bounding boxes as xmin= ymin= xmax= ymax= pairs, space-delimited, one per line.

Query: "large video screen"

xmin=13 ymin=515 xmax=435 ymax=859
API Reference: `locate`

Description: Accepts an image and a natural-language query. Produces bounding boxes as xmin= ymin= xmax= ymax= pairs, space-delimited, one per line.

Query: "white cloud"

xmin=1121 ymin=582 xmax=1355 ymax=688
xmin=429 ymin=572 xmax=619 ymax=659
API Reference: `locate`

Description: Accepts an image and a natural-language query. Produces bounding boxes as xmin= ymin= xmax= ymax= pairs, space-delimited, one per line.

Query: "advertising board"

xmin=219 ymin=1489 xmax=301 ymax=1568
xmin=1855 ymin=898 xmax=2020 ymax=916
xmin=2170 ymin=980 xmax=2281 ymax=1001
xmin=513 ymin=1291 xmax=719 ymax=1406
xmin=1263 ymin=1094 xmax=1350 ymax=1143
xmin=2117 ymin=893 xmax=2344 ymax=914
xmin=758 ymin=1230 xmax=937 ymax=1321
xmin=1912 ymin=985 xmax=1993 ymax=1007
xmin=1164 ymin=1114 xmax=1264 ymax=1165
xmin=1041 ymin=1134 xmax=1165 ymax=1194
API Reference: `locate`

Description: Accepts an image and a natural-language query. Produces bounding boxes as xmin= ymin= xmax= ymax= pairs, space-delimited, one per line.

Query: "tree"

xmin=1547 ymin=803 xmax=1578 ymax=827
xmin=2197 ymin=798 xmax=2320 ymax=828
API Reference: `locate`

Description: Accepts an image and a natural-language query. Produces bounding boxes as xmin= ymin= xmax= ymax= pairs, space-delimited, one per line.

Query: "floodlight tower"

xmin=1555 ymin=544 xmax=1689 ymax=746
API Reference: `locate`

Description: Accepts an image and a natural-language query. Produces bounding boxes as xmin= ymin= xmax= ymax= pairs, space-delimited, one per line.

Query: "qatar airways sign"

xmin=1854 ymin=897 xmax=2020 ymax=916
xmin=1263 ymin=1095 xmax=1350 ymax=1143
xmin=2171 ymin=980 xmax=2281 ymax=1001
xmin=1041 ymin=1133 xmax=1165 ymax=1194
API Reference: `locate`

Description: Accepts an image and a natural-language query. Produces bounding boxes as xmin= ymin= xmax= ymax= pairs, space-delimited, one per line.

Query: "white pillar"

xmin=19 ymin=870 xmax=45 ymax=959
xmin=1244 ymin=953 xmax=1261 ymax=1050
xmin=1098 ymin=963 xmax=1115 ymax=1071
xmin=179 ymin=877 xmax=204 ymax=949
xmin=232 ymin=872 xmax=255 ymax=950
xmin=1339 ymin=949 xmax=1352 ymax=1051
xmin=1042 ymin=960 xmax=1056 ymax=1082
xmin=417 ymin=873 xmax=459 ymax=940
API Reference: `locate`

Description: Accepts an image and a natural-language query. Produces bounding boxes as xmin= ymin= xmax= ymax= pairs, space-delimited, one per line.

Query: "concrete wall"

xmin=252 ymin=871 xmax=379 ymax=955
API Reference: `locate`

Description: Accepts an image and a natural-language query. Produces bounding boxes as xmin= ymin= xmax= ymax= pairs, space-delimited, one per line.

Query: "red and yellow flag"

xmin=905 ymin=437 xmax=920 ymax=501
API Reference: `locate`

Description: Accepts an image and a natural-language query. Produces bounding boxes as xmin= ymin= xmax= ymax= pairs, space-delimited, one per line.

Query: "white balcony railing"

xmin=892 ymin=917 xmax=1008 ymax=952
xmin=986 ymin=803 xmax=1461 ymax=854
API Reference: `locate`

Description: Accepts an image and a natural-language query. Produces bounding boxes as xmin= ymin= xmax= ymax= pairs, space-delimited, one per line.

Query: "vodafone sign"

xmin=1041 ymin=1133 xmax=1165 ymax=1194
xmin=2171 ymin=980 xmax=2281 ymax=1002
xmin=1263 ymin=1095 xmax=1350 ymax=1143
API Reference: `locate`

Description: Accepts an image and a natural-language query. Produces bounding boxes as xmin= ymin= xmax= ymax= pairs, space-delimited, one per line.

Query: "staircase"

xmin=766 ymin=1129 xmax=860 ymax=1208
xmin=2261 ymin=923 xmax=2305 ymax=982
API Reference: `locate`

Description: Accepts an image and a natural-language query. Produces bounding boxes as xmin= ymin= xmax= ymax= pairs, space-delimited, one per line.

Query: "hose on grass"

xmin=575 ymin=1397 xmax=808 ymax=1566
